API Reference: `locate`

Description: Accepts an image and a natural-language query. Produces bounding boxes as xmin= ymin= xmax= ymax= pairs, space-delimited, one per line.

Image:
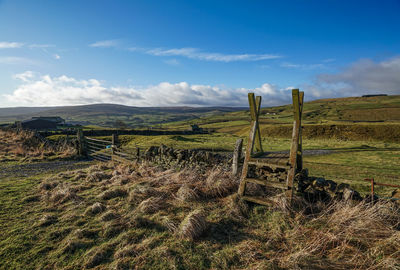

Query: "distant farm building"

xmin=190 ymin=124 xmax=203 ymax=132
xmin=18 ymin=116 xmax=65 ymax=130
xmin=362 ymin=94 xmax=388 ymax=97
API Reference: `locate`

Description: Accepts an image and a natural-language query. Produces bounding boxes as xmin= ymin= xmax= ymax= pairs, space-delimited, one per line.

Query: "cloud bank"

xmin=0 ymin=42 xmax=24 ymax=49
xmin=5 ymin=73 xmax=293 ymax=107
xmin=314 ymin=56 xmax=400 ymax=95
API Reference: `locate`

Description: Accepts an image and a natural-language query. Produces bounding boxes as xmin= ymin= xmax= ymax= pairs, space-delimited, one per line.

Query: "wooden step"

xmin=242 ymin=196 xmax=275 ymax=206
xmin=244 ymin=178 xmax=287 ymax=190
xmin=247 ymin=159 xmax=290 ymax=169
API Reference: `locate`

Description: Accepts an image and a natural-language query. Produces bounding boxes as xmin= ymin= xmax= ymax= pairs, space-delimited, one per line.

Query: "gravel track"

xmin=0 ymin=160 xmax=93 ymax=179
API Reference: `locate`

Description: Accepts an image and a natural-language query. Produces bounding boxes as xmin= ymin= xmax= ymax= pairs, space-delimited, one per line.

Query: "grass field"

xmin=1 ymin=161 xmax=399 ymax=269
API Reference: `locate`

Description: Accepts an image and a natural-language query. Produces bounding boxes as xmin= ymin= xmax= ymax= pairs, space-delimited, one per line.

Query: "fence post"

xmin=232 ymin=138 xmax=243 ymax=176
xmin=371 ymin=178 xmax=375 ymax=202
xmin=76 ymin=128 xmax=86 ymax=156
xmin=112 ymin=134 xmax=118 ymax=154
xmin=136 ymin=147 xmax=140 ymax=162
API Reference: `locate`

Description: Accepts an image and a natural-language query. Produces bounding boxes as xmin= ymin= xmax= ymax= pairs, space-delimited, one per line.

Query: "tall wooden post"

xmin=297 ymin=92 xmax=304 ymax=171
xmin=232 ymin=138 xmax=243 ymax=176
xmin=77 ymin=128 xmax=86 ymax=156
xmin=238 ymin=93 xmax=263 ymax=196
xmin=286 ymin=89 xmax=303 ymax=202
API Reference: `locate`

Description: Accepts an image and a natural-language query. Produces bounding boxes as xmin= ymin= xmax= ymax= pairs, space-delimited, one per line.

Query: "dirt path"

xmin=0 ymin=160 xmax=94 ymax=179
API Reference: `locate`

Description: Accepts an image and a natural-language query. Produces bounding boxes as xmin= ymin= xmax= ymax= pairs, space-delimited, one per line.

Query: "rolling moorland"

xmin=0 ymin=104 xmax=245 ymax=128
xmin=0 ymin=95 xmax=399 ymax=269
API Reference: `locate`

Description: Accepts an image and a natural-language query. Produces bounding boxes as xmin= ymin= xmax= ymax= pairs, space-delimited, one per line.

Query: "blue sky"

xmin=0 ymin=0 xmax=399 ymax=107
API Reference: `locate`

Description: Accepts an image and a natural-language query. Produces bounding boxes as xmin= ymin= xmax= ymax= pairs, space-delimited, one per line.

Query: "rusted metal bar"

xmin=363 ymin=178 xmax=400 ymax=188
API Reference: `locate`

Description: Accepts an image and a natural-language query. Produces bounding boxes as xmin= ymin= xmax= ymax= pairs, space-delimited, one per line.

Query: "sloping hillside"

xmin=0 ymin=104 xmax=245 ymax=127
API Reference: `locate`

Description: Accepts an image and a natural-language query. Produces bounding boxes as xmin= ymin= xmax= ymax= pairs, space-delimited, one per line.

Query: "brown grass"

xmin=99 ymin=188 xmax=128 ymax=200
xmin=269 ymin=200 xmax=400 ymax=269
xmin=136 ymin=196 xmax=165 ymax=214
xmin=178 ymin=208 xmax=207 ymax=240
xmin=6 ymin=159 xmax=399 ymax=269
xmin=0 ymin=129 xmax=76 ymax=161
xmin=175 ymin=184 xmax=199 ymax=201
xmin=85 ymin=202 xmax=106 ymax=215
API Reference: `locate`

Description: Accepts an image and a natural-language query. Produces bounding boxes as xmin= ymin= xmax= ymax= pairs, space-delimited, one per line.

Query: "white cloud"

xmin=12 ymin=71 xmax=35 ymax=82
xmin=53 ymin=54 xmax=61 ymax=60
xmin=89 ymin=40 xmax=119 ymax=48
xmin=0 ymin=56 xmax=38 ymax=65
xmin=28 ymin=44 xmax=55 ymax=48
xmin=311 ymin=56 xmax=400 ymax=96
xmin=5 ymin=72 xmax=298 ymax=107
xmin=0 ymin=42 xmax=24 ymax=49
xmin=145 ymin=47 xmax=281 ymax=62
xmin=280 ymin=62 xmax=326 ymax=70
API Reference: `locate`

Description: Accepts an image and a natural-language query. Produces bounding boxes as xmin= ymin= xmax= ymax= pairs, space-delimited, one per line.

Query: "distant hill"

xmin=1 ymin=95 xmax=399 ymax=128
xmin=160 ymin=95 xmax=400 ymax=131
xmin=0 ymin=104 xmax=246 ymax=127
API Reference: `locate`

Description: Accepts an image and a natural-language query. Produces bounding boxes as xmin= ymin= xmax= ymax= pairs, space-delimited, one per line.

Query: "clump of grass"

xmin=128 ymin=184 xmax=159 ymax=204
xmin=62 ymin=239 xmax=93 ymax=254
xmin=204 ymin=168 xmax=238 ymax=197
xmin=39 ymin=179 xmax=59 ymax=191
xmin=83 ymin=244 xmax=114 ymax=269
xmin=178 ymin=209 xmax=207 ymax=240
xmin=137 ymin=196 xmax=165 ymax=214
xmin=85 ymin=202 xmax=106 ymax=215
xmin=38 ymin=214 xmax=58 ymax=227
xmin=175 ymin=184 xmax=199 ymax=201
xmin=159 ymin=216 xmax=178 ymax=233
xmin=101 ymin=210 xmax=120 ymax=222
xmin=49 ymin=185 xmax=79 ymax=204
xmin=86 ymin=171 xmax=111 ymax=182
xmin=102 ymin=220 xmax=128 ymax=238
xmin=109 ymin=175 xmax=132 ymax=185
xmin=114 ymin=244 xmax=138 ymax=259
xmin=99 ymin=188 xmax=128 ymax=200
xmin=74 ymin=228 xmax=99 ymax=239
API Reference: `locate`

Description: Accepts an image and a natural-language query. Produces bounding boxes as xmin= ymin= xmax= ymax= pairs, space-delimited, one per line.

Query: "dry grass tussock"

xmin=271 ymin=200 xmax=400 ymax=269
xmin=0 ymin=129 xmax=75 ymax=161
xmin=178 ymin=209 xmax=207 ymax=240
xmin=136 ymin=196 xmax=165 ymax=214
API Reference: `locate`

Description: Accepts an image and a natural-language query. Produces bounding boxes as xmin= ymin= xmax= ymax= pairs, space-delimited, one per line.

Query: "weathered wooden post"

xmin=76 ymin=128 xmax=86 ymax=156
xmin=136 ymin=147 xmax=140 ymax=161
xmin=111 ymin=134 xmax=118 ymax=154
xmin=286 ymin=89 xmax=303 ymax=202
xmin=232 ymin=138 xmax=243 ymax=176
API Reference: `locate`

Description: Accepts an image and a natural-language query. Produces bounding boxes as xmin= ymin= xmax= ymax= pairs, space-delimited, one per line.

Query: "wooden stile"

xmin=238 ymin=89 xmax=304 ymax=205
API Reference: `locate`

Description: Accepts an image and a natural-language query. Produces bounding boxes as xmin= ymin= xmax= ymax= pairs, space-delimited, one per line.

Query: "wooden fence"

xmin=76 ymin=129 xmax=243 ymax=175
xmin=77 ymin=130 xmax=144 ymax=163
